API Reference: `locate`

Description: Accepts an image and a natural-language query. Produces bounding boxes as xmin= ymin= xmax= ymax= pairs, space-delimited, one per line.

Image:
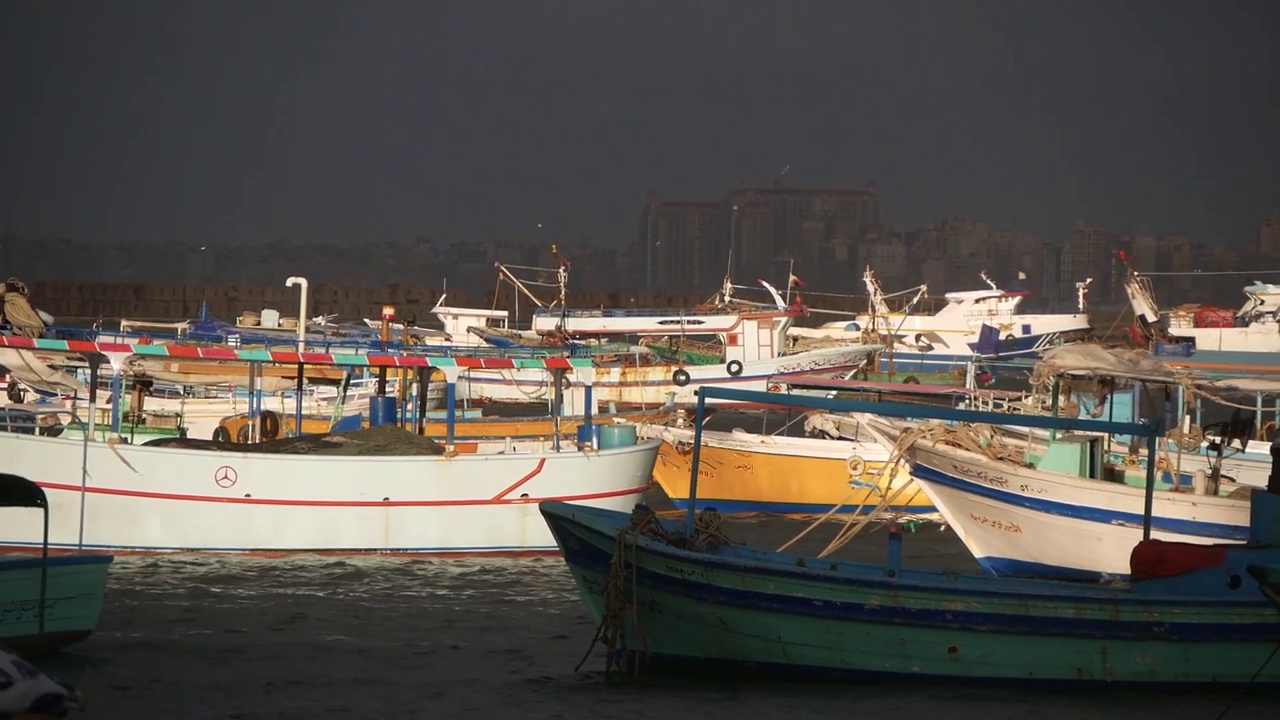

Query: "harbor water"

xmin=37 ymin=500 xmax=1275 ymax=719
xmin=22 ymin=402 xmax=1279 ymax=719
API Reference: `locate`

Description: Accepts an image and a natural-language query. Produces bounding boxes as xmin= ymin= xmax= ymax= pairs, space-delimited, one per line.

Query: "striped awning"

xmin=0 ymin=335 xmax=589 ymax=371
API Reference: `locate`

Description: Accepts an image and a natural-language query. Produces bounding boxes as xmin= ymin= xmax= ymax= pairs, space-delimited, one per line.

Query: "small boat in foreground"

xmin=542 ymin=495 xmax=1280 ymax=685
xmin=0 ymin=473 xmax=112 ymax=657
xmin=541 ymin=386 xmax=1280 ymax=686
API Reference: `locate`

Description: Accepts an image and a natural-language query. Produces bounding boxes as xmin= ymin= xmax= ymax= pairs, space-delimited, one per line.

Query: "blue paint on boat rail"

xmin=0 ymin=555 xmax=114 ymax=571
xmin=682 ymin=385 xmax=1165 ymax=541
xmin=696 ymin=386 xmax=1160 ymax=438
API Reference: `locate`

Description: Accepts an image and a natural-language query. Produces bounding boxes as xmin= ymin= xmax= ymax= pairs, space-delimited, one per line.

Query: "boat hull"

xmin=641 ymin=425 xmax=930 ymax=515
xmin=542 ymin=501 xmax=1280 ymax=686
xmin=909 ymin=442 xmax=1250 ymax=580
xmin=1149 ymin=348 xmax=1280 ymax=377
xmin=457 ymin=344 xmax=875 ymax=406
xmin=0 ymin=554 xmax=113 ymax=657
xmin=790 ymin=314 xmax=1089 ymax=368
xmin=0 ymin=433 xmax=659 ymax=554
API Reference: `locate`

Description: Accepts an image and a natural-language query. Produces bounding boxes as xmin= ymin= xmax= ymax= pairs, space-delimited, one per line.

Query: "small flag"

xmin=788 ymin=273 xmax=805 ymax=289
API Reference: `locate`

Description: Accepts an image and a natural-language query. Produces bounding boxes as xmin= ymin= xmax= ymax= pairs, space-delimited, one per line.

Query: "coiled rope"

xmin=1 ymin=277 xmax=45 ymax=338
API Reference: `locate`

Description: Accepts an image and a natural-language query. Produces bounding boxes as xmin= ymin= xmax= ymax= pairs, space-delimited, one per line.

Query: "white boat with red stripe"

xmin=0 ymin=431 xmax=659 ymax=555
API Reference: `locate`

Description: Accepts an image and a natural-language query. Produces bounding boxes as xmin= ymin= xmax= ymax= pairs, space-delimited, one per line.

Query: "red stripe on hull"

xmin=35 ymin=480 xmax=651 ymax=508
xmin=0 ymin=546 xmax=567 ymax=559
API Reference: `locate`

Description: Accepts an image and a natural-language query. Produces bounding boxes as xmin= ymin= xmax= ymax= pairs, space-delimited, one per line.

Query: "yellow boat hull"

xmin=651 ymin=439 xmax=933 ymax=515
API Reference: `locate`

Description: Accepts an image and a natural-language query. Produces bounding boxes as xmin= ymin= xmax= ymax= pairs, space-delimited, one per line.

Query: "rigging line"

xmin=500 ymin=263 xmax=565 ymax=273
xmin=1139 ymin=270 xmax=1280 ymax=277
xmin=758 ymin=288 xmax=870 ymax=300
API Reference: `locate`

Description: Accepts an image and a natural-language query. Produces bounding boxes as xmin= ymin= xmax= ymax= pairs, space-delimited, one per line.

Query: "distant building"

xmin=1061 ymin=223 xmax=1122 ymax=302
xmin=1261 ymin=214 xmax=1280 ymax=257
xmin=638 ymin=182 xmax=883 ymax=292
xmin=638 ymin=194 xmax=727 ymax=293
xmin=727 ymin=182 xmax=881 ymax=285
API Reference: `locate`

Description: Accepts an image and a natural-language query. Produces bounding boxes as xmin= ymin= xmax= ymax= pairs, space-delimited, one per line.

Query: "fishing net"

xmin=145 ymin=423 xmax=447 ymax=456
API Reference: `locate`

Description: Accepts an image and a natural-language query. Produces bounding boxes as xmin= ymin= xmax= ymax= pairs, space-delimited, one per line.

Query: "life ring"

xmin=913 ymin=333 xmax=934 ymax=351
xmin=260 ymin=410 xmax=281 ymax=441
xmin=212 ymin=426 xmax=232 ymax=443
xmin=726 ymin=360 xmax=743 ymax=377
xmin=1004 ymin=334 xmax=1018 ymax=348
xmin=236 ymin=424 xmax=251 ymax=444
xmin=767 ymin=383 xmax=782 ymax=393
xmin=672 ymin=368 xmax=691 ymax=387
xmin=846 ymin=455 xmax=867 ymax=477
xmin=903 ymin=375 xmax=920 ymax=385
xmin=559 ymin=374 xmax=572 ymax=391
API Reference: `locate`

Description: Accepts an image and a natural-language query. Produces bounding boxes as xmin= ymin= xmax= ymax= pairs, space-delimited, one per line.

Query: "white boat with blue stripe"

xmin=906 ymin=346 xmax=1265 ymax=581
xmin=907 ymin=434 xmax=1251 ymax=581
xmin=789 ymin=268 xmax=1092 ymax=370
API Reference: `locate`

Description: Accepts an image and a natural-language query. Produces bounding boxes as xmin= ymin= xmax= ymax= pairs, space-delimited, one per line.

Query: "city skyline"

xmin=2 ymin=2 xmax=1276 ymax=249
xmin=5 ymin=186 xmax=1277 ymax=313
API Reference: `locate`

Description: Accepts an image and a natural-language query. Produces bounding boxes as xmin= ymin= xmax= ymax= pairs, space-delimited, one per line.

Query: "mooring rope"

xmin=575 ymin=505 xmax=729 ymax=678
xmin=778 ymin=419 xmax=1026 ymax=558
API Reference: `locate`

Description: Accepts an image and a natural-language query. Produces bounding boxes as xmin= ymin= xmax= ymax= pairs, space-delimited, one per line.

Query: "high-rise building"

xmin=638 ymin=182 xmax=883 ymax=292
xmin=638 ymin=193 xmax=727 ymax=293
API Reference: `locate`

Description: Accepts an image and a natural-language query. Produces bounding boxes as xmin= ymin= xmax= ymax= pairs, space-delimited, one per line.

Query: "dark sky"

xmin=2 ymin=1 xmax=1276 ymax=248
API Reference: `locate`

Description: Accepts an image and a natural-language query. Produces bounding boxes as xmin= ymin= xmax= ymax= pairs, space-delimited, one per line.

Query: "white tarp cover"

xmin=1037 ymin=345 xmax=1280 ymax=397
xmin=0 ymin=347 xmax=86 ymax=393
xmin=1197 ymin=377 xmax=1280 ymax=396
xmin=1035 ymin=345 xmax=1186 ymax=384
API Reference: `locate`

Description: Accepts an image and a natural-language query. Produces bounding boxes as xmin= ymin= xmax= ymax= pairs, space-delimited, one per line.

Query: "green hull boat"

xmin=0 ymin=554 xmax=113 ymax=657
xmin=543 ymin=499 xmax=1280 ymax=686
xmin=0 ymin=473 xmax=114 ymax=658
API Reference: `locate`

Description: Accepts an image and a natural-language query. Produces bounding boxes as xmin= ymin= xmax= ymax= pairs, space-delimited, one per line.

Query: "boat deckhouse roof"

xmin=0 ymin=335 xmax=591 ymax=372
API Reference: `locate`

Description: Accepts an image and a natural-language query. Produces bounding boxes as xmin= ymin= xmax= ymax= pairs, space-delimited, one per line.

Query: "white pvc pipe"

xmin=285 ymin=276 xmax=309 ymax=352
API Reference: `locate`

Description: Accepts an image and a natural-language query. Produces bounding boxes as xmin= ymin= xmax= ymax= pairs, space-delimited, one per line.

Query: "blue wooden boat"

xmin=541 ymin=386 xmax=1280 ymax=686
xmin=0 ymin=473 xmax=112 ymax=657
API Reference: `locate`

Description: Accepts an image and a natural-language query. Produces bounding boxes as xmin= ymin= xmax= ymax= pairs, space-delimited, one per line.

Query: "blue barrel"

xmin=577 ymin=423 xmax=601 ymax=449
xmin=599 ymin=423 xmax=638 ymax=449
xmin=368 ymin=396 xmax=398 ymax=427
